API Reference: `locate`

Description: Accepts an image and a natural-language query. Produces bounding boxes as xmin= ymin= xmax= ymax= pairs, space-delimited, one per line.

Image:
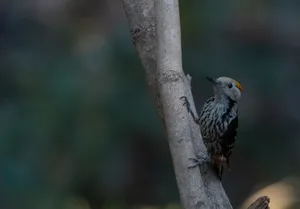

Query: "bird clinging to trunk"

xmin=181 ymin=76 xmax=243 ymax=180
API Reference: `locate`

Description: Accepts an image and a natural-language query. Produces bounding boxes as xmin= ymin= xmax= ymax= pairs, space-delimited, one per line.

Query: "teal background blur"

xmin=1 ymin=0 xmax=300 ymax=208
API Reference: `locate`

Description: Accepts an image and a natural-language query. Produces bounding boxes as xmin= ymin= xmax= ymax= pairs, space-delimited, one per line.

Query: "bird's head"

xmin=206 ymin=76 xmax=243 ymax=102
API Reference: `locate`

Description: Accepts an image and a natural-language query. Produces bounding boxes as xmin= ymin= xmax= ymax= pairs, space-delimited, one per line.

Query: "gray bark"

xmin=121 ymin=0 xmax=230 ymax=208
xmin=155 ymin=0 xmax=208 ymax=208
xmin=121 ymin=0 xmax=269 ymax=209
xmin=121 ymin=0 xmax=164 ymax=119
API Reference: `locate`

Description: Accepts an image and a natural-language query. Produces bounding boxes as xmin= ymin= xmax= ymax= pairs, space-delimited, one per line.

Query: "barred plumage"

xmin=182 ymin=76 xmax=243 ymax=180
xmin=199 ymin=95 xmax=238 ymax=179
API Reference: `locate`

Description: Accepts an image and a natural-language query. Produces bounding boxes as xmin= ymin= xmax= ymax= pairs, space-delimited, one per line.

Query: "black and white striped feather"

xmin=199 ymin=96 xmax=238 ymax=179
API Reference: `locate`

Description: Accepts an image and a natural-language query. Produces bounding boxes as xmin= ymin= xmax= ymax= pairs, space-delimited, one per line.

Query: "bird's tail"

xmin=226 ymin=158 xmax=231 ymax=171
xmin=214 ymin=164 xmax=223 ymax=180
xmin=212 ymin=155 xmax=226 ymax=180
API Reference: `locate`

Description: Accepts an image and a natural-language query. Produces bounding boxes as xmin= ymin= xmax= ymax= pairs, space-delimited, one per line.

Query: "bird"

xmin=181 ymin=76 xmax=243 ymax=180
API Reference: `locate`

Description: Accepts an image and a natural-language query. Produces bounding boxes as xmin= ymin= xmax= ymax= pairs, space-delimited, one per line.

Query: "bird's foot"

xmin=180 ymin=96 xmax=192 ymax=113
xmin=188 ymin=154 xmax=211 ymax=173
xmin=180 ymin=96 xmax=200 ymax=124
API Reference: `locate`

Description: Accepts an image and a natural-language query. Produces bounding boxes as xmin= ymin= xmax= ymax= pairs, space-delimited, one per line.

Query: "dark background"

xmin=0 ymin=0 xmax=300 ymax=208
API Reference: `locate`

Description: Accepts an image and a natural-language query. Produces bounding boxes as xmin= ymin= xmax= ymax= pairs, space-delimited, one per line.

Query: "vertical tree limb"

xmin=121 ymin=0 xmax=231 ymax=208
xmin=121 ymin=0 xmax=269 ymax=209
xmin=121 ymin=0 xmax=164 ymax=119
xmin=155 ymin=0 xmax=209 ymax=208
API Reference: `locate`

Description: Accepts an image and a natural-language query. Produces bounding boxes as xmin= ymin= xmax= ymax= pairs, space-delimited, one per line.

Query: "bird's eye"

xmin=228 ymin=83 xmax=233 ymax=88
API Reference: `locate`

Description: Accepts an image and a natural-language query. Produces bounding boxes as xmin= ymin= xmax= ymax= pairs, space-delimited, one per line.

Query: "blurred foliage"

xmin=0 ymin=0 xmax=300 ymax=209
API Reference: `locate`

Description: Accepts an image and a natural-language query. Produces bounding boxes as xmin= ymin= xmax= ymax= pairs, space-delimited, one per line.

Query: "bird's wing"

xmin=220 ymin=115 xmax=238 ymax=167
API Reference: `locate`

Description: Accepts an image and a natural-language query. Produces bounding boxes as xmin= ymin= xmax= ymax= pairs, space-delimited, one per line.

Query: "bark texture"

xmin=121 ymin=0 xmax=270 ymax=209
xmin=155 ymin=0 xmax=209 ymax=208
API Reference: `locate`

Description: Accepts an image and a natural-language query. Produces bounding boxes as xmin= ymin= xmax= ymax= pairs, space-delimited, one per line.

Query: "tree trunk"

xmin=121 ymin=0 xmax=270 ymax=208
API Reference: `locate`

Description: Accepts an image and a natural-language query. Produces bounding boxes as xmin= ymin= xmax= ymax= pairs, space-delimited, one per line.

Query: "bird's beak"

xmin=206 ymin=76 xmax=216 ymax=84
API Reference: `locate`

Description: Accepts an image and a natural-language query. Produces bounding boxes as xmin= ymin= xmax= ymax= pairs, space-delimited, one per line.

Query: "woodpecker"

xmin=181 ymin=76 xmax=243 ymax=180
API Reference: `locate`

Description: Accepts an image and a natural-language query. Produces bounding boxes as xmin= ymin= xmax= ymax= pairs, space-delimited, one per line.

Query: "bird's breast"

xmin=199 ymin=106 xmax=235 ymax=141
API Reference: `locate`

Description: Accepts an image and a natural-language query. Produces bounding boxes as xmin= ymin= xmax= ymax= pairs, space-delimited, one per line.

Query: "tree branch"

xmin=121 ymin=0 xmax=230 ymax=208
xmin=247 ymin=196 xmax=270 ymax=209
xmin=121 ymin=0 xmax=269 ymax=209
xmin=121 ymin=0 xmax=164 ymax=120
xmin=154 ymin=0 xmax=209 ymax=208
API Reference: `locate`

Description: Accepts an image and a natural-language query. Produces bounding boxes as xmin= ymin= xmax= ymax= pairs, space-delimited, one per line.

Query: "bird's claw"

xmin=180 ymin=96 xmax=190 ymax=109
xmin=180 ymin=96 xmax=200 ymax=124
xmin=188 ymin=158 xmax=201 ymax=169
xmin=188 ymin=156 xmax=211 ymax=172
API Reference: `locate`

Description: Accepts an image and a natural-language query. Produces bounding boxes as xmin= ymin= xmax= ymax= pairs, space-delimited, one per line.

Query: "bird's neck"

xmin=213 ymin=95 xmax=238 ymax=117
